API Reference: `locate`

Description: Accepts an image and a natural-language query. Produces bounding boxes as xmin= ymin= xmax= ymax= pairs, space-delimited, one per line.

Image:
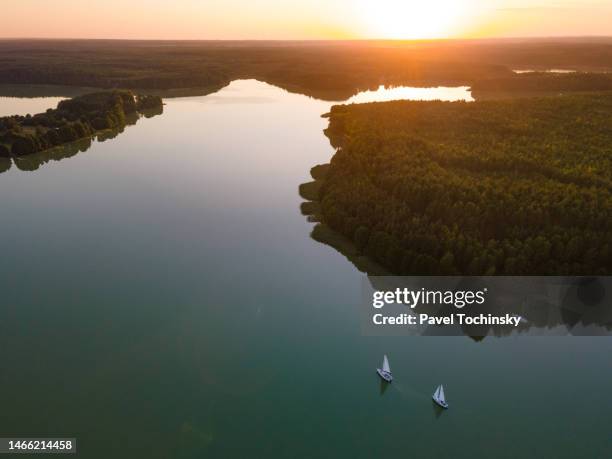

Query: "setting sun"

xmin=358 ymin=0 xmax=476 ymax=39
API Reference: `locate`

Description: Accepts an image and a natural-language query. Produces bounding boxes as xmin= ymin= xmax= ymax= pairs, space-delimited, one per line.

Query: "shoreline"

xmin=0 ymin=91 xmax=163 ymax=160
xmin=0 ymin=83 xmax=229 ymax=100
xmin=299 ymin=162 xmax=390 ymax=276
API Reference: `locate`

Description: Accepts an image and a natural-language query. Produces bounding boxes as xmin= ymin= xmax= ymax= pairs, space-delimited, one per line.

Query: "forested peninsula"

xmin=0 ymin=91 xmax=162 ymax=158
xmin=305 ymin=94 xmax=612 ymax=275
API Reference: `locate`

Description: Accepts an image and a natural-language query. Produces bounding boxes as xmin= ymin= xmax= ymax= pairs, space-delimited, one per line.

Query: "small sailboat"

xmin=432 ymin=384 xmax=448 ymax=409
xmin=376 ymin=355 xmax=393 ymax=382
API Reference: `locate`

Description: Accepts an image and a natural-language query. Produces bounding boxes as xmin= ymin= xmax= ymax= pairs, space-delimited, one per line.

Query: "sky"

xmin=2 ymin=0 xmax=612 ymax=40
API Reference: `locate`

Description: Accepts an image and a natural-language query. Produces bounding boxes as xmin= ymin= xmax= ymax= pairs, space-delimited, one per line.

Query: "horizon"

xmin=4 ymin=1 xmax=612 ymax=40
xmin=2 ymin=36 xmax=612 ymax=42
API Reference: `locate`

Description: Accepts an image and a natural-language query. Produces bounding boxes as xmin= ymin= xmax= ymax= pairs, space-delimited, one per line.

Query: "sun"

xmin=358 ymin=0 xmax=475 ymax=39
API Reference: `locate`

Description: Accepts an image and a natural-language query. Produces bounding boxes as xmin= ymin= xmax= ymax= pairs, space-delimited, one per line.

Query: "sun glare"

xmin=359 ymin=0 xmax=475 ymax=39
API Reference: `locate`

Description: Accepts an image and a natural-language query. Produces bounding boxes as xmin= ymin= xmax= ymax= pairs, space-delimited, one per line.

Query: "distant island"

xmin=303 ymin=93 xmax=612 ymax=275
xmin=0 ymin=91 xmax=162 ymax=158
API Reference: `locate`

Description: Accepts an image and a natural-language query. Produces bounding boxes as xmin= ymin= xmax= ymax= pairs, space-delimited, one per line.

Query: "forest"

xmin=1 ymin=39 xmax=612 ymax=100
xmin=315 ymin=93 xmax=612 ymax=275
xmin=0 ymin=91 xmax=162 ymax=158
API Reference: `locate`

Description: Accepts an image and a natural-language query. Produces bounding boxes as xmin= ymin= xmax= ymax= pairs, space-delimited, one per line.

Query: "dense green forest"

xmin=315 ymin=93 xmax=612 ymax=275
xmin=0 ymin=91 xmax=162 ymax=158
xmin=2 ymin=39 xmax=612 ymax=100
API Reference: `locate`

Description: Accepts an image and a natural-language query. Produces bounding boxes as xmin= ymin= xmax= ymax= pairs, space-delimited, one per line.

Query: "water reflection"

xmin=513 ymin=69 xmax=576 ymax=74
xmin=1 ymin=109 xmax=161 ymax=174
xmin=0 ymin=157 xmax=10 ymax=173
xmin=298 ymin=191 xmax=612 ymax=339
xmin=1 ymin=81 xmax=467 ymax=177
xmin=345 ymin=85 xmax=473 ymax=103
xmin=432 ymin=402 xmax=444 ymax=419
xmin=13 ymin=137 xmax=92 ymax=172
xmin=365 ymin=276 xmax=612 ymax=338
xmin=379 ymin=378 xmax=390 ymax=396
xmin=0 ymin=96 xmax=67 ymax=117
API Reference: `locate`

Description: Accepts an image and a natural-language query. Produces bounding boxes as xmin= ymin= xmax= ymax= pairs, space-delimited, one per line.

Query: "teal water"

xmin=0 ymin=80 xmax=610 ymax=458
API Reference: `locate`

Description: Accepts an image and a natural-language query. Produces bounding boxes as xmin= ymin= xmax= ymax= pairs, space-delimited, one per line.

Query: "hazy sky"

xmin=3 ymin=0 xmax=612 ymax=40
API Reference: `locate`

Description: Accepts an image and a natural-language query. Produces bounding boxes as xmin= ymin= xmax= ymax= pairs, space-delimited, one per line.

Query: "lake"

xmin=343 ymin=85 xmax=473 ymax=103
xmin=0 ymin=80 xmax=610 ymax=459
xmin=0 ymin=96 xmax=66 ymax=116
xmin=512 ymin=69 xmax=576 ymax=74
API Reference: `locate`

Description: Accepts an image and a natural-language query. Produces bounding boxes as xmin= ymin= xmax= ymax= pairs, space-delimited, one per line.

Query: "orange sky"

xmin=2 ymin=0 xmax=612 ymax=40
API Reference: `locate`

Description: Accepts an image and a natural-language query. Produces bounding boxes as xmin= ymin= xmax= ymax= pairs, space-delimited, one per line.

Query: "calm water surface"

xmin=512 ymin=69 xmax=577 ymax=74
xmin=0 ymin=80 xmax=610 ymax=459
xmin=345 ymin=85 xmax=473 ymax=103
xmin=0 ymin=96 xmax=66 ymax=116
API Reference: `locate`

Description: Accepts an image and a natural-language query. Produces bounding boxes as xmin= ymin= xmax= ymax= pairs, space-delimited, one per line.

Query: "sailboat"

xmin=376 ymin=355 xmax=393 ymax=382
xmin=432 ymin=384 xmax=448 ymax=409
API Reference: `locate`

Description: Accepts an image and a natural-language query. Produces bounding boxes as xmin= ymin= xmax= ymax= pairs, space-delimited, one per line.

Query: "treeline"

xmin=472 ymin=72 xmax=612 ymax=93
xmin=3 ymin=40 xmax=612 ymax=100
xmin=0 ymin=40 xmax=510 ymax=100
xmin=0 ymin=91 xmax=162 ymax=157
xmin=3 ymin=41 xmax=612 ymax=101
xmin=2 ymin=39 xmax=609 ymax=101
xmin=318 ymin=94 xmax=612 ymax=275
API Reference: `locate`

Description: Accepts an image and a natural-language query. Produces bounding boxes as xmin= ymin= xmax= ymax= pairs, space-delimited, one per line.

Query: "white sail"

xmin=433 ymin=385 xmax=440 ymax=399
xmin=438 ymin=385 xmax=446 ymax=403
xmin=382 ymin=355 xmax=391 ymax=373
